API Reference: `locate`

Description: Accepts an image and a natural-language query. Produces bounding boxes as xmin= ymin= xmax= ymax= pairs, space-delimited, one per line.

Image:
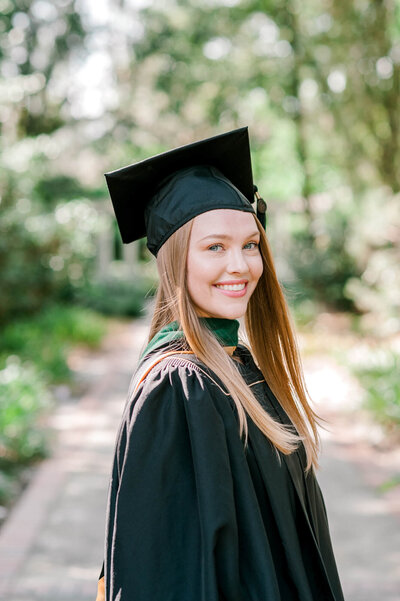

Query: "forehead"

xmin=190 ymin=209 xmax=257 ymax=237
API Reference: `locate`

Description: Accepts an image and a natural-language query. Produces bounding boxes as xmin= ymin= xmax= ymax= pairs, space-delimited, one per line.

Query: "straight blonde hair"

xmin=148 ymin=215 xmax=320 ymax=471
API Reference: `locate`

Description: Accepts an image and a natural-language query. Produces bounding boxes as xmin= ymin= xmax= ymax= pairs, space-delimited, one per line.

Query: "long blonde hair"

xmin=148 ymin=215 xmax=320 ymax=471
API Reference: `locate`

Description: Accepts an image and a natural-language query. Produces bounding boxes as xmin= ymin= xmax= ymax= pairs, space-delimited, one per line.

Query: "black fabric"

xmin=104 ymin=127 xmax=257 ymax=254
xmin=102 ymin=345 xmax=344 ymax=601
xmin=144 ymin=165 xmax=254 ymax=256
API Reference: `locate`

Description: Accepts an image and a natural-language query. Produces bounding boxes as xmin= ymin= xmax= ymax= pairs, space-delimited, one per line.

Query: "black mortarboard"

xmin=105 ymin=126 xmax=266 ymax=256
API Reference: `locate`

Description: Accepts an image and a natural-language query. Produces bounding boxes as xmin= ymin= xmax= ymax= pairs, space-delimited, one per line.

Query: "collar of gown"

xmin=141 ymin=317 xmax=240 ymax=358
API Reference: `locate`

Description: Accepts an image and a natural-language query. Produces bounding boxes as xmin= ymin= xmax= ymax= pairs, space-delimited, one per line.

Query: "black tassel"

xmin=253 ymin=185 xmax=267 ymax=229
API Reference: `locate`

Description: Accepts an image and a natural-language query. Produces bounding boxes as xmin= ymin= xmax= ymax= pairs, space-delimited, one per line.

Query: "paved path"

xmin=0 ymin=318 xmax=399 ymax=600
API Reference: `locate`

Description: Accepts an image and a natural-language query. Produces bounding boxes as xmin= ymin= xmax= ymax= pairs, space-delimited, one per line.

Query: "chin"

xmin=210 ymin=305 xmax=247 ymax=320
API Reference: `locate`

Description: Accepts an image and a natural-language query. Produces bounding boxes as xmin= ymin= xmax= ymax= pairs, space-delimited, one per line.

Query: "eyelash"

xmin=207 ymin=242 xmax=259 ymax=252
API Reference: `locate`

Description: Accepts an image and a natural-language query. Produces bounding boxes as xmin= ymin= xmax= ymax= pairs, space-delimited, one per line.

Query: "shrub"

xmin=344 ymin=189 xmax=400 ymax=336
xmin=0 ymin=305 xmax=107 ymax=383
xmin=286 ymin=207 xmax=359 ymax=312
xmin=353 ymin=351 xmax=400 ymax=426
xmin=0 ymin=357 xmax=51 ymax=470
xmin=0 ymin=469 xmax=22 ymax=509
xmin=32 ymin=304 xmax=106 ymax=347
xmin=76 ymin=275 xmax=155 ymax=317
xmin=0 ymin=305 xmax=107 ymax=509
xmin=0 ymin=199 xmax=107 ymax=325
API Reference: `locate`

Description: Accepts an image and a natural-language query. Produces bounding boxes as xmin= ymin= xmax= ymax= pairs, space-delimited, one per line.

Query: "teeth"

xmin=216 ymin=283 xmax=246 ymax=291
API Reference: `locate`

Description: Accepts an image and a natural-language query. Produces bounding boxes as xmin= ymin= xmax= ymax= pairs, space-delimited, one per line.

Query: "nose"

xmin=226 ymin=247 xmax=249 ymax=274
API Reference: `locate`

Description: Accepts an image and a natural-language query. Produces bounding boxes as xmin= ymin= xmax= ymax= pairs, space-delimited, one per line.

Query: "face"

xmin=186 ymin=209 xmax=263 ymax=320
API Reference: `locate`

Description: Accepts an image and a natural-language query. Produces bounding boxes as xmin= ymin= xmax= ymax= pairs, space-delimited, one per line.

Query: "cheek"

xmin=251 ymin=255 xmax=264 ymax=284
xmin=186 ymin=252 xmax=212 ymax=299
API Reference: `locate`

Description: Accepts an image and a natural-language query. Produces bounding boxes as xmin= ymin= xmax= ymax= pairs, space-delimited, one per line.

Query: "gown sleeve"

xmin=104 ymin=359 xmax=244 ymax=601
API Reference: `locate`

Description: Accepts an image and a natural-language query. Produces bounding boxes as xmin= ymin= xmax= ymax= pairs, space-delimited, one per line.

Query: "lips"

xmin=215 ymin=279 xmax=248 ymax=287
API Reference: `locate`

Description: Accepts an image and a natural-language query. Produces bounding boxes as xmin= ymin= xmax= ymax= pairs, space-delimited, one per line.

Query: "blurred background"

xmin=0 ymin=0 xmax=399 ymax=598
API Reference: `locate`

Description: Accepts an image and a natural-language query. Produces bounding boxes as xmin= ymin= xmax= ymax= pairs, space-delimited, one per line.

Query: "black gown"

xmin=102 ymin=344 xmax=345 ymax=601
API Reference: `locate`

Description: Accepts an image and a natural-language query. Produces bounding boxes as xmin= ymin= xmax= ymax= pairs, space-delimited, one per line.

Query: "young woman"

xmin=97 ymin=128 xmax=344 ymax=601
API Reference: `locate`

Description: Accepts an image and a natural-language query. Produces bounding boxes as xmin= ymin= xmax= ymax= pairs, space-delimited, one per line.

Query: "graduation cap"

xmin=105 ymin=126 xmax=267 ymax=256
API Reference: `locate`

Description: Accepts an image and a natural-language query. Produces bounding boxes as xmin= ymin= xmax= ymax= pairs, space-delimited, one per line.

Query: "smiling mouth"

xmin=215 ymin=283 xmax=246 ymax=291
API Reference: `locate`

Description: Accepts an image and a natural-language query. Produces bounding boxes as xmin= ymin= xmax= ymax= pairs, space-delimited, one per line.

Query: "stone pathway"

xmin=0 ymin=317 xmax=399 ymax=600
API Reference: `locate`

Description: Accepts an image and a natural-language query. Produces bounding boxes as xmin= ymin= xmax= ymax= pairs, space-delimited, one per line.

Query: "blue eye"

xmin=207 ymin=241 xmax=259 ymax=252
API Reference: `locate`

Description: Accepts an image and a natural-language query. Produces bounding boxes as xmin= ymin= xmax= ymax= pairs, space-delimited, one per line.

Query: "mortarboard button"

xmin=253 ymin=185 xmax=267 ymax=229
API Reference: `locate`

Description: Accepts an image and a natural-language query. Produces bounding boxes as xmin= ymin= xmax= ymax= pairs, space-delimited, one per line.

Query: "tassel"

xmin=253 ymin=185 xmax=267 ymax=229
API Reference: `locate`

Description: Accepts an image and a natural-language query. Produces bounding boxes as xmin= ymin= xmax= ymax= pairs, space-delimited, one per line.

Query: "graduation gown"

xmin=102 ymin=344 xmax=344 ymax=601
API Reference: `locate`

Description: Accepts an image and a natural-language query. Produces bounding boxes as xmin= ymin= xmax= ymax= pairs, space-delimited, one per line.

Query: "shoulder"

xmin=142 ymin=353 xmax=230 ymax=400
xmin=124 ymin=353 xmax=235 ymax=429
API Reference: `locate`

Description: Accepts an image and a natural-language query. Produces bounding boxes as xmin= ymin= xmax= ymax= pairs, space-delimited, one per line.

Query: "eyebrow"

xmin=199 ymin=231 xmax=260 ymax=242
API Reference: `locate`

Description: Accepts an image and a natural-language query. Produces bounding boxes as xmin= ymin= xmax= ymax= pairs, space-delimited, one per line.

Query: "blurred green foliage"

xmin=77 ymin=274 xmax=155 ymax=318
xmin=0 ymin=190 xmax=110 ymax=324
xmin=287 ymin=212 xmax=359 ymax=312
xmin=1 ymin=204 xmax=81 ymax=321
xmin=344 ymin=189 xmax=400 ymax=336
xmin=33 ymin=175 xmax=90 ymax=205
xmin=0 ymin=304 xmax=106 ymax=380
xmin=2 ymin=0 xmax=399 ymax=335
xmin=0 ymin=358 xmax=50 ymax=470
xmin=0 ymin=305 xmax=107 ymax=508
xmin=353 ymin=350 xmax=400 ymax=426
